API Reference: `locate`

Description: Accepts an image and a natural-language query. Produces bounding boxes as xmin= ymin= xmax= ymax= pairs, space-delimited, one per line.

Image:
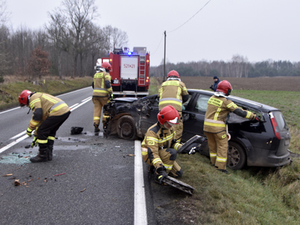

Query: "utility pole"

xmin=163 ymin=30 xmax=166 ymax=81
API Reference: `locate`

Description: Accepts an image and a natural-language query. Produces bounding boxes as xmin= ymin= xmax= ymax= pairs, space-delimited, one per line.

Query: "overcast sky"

xmin=6 ymin=0 xmax=300 ymax=67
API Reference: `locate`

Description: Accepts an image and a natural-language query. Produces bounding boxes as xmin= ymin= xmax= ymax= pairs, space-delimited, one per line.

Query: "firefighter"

xmin=18 ymin=90 xmax=71 ymax=162
xmin=92 ymin=61 xmax=113 ymax=133
xmin=158 ymin=70 xmax=189 ymax=142
xmin=141 ymin=105 xmax=185 ymax=184
xmin=204 ymin=80 xmax=260 ymax=173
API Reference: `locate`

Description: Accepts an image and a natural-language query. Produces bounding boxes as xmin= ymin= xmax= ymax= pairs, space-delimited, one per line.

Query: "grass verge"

xmin=0 ymin=77 xmax=93 ymax=110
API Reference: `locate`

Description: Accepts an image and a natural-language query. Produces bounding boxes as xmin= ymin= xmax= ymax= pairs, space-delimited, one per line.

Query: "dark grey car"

xmin=103 ymin=89 xmax=292 ymax=170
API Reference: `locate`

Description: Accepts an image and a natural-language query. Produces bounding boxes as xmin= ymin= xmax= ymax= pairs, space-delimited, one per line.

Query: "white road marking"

xmin=0 ymin=135 xmax=28 ymax=154
xmin=10 ymin=131 xmax=26 ymax=140
xmin=134 ymin=140 xmax=148 ymax=225
xmin=0 ymin=106 xmax=20 ymax=115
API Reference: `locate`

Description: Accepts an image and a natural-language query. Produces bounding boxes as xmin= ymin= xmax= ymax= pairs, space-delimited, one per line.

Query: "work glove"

xmin=156 ymin=167 xmax=168 ymax=184
xmin=252 ymin=115 xmax=260 ymax=122
xmin=209 ymin=85 xmax=214 ymax=91
xmin=26 ymin=128 xmax=33 ymax=137
xmin=31 ymin=137 xmax=37 ymax=148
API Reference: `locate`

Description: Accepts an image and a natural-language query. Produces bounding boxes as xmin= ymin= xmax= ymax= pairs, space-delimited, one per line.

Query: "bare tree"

xmin=0 ymin=0 xmax=9 ymax=25
xmin=47 ymin=0 xmax=98 ymax=77
xmin=103 ymin=25 xmax=128 ymax=50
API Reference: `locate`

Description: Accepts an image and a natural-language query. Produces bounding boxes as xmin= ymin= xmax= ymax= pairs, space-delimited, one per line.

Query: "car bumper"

xmin=247 ymin=150 xmax=292 ymax=167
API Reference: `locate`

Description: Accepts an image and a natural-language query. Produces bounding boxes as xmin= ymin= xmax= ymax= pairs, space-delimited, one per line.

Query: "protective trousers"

xmin=142 ymin=147 xmax=183 ymax=178
xmin=92 ymin=96 xmax=109 ymax=126
xmin=204 ymin=131 xmax=228 ymax=170
xmin=37 ymin=112 xmax=70 ymax=150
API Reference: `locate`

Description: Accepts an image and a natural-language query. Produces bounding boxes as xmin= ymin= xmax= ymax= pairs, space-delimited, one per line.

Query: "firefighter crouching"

xmin=204 ymin=80 xmax=260 ymax=173
xmin=92 ymin=62 xmax=113 ymax=134
xmin=158 ymin=70 xmax=189 ymax=142
xmin=18 ymin=90 xmax=71 ymax=163
xmin=141 ymin=105 xmax=184 ymax=184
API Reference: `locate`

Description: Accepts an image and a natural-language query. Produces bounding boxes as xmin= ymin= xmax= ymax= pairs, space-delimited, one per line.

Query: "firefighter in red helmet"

xmin=158 ymin=70 xmax=189 ymax=142
xmin=18 ymin=90 xmax=70 ymax=162
xmin=204 ymin=80 xmax=260 ymax=173
xmin=92 ymin=61 xmax=113 ymax=134
xmin=141 ymin=105 xmax=185 ymax=184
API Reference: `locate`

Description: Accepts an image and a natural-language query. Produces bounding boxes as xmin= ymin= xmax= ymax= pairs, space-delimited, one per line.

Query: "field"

xmin=180 ymin=76 xmax=300 ymax=92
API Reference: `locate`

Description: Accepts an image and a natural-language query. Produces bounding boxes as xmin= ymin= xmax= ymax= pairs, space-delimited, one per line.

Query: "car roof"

xmin=188 ymin=89 xmax=279 ymax=112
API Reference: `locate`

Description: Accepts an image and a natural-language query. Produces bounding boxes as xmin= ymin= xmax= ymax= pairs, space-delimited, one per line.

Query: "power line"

xmin=151 ymin=33 xmax=164 ymax=56
xmin=168 ymin=0 xmax=212 ymax=34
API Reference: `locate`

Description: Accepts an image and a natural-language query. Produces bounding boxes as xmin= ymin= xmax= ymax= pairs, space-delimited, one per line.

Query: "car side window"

xmin=193 ymin=95 xmax=210 ymax=113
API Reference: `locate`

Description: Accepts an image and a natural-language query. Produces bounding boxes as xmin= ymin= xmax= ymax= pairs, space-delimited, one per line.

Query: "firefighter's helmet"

xmin=216 ymin=80 xmax=233 ymax=96
xmin=101 ymin=62 xmax=112 ymax=71
xmin=18 ymin=90 xmax=32 ymax=106
xmin=167 ymin=70 xmax=180 ymax=78
xmin=157 ymin=105 xmax=179 ymax=125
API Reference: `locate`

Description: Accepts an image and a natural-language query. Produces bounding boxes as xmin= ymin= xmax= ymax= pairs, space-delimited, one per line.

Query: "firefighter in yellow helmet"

xmin=204 ymin=80 xmax=260 ymax=173
xmin=92 ymin=61 xmax=113 ymax=133
xmin=141 ymin=105 xmax=184 ymax=184
xmin=18 ymin=90 xmax=70 ymax=162
xmin=158 ymin=70 xmax=189 ymax=142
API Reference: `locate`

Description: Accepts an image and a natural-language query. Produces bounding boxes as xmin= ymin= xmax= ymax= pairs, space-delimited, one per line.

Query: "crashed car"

xmin=103 ymin=89 xmax=292 ymax=170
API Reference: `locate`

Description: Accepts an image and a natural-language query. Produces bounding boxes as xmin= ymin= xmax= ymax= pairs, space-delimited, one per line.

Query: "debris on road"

xmin=53 ymin=173 xmax=65 ymax=177
xmin=71 ymin=127 xmax=83 ymax=135
xmin=14 ymin=179 xmax=20 ymax=186
xmin=3 ymin=174 xmax=13 ymax=177
xmin=80 ymin=188 xmax=86 ymax=192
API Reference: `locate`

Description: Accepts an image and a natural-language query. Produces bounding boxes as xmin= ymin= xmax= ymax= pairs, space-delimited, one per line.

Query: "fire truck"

xmin=95 ymin=47 xmax=150 ymax=97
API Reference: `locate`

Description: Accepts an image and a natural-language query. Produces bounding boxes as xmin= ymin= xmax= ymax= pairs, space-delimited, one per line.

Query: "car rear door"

xmin=182 ymin=92 xmax=210 ymax=141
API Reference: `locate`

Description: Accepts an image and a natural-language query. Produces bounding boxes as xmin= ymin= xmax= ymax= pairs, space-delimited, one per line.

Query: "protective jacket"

xmin=28 ymin=93 xmax=70 ymax=131
xmin=158 ymin=78 xmax=189 ymax=111
xmin=204 ymin=94 xmax=256 ymax=133
xmin=141 ymin=122 xmax=182 ymax=171
xmin=92 ymin=71 xmax=112 ymax=97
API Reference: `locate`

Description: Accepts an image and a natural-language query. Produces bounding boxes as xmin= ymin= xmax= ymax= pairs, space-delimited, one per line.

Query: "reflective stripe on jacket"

xmin=204 ymin=95 xmax=255 ymax=133
xmin=28 ymin=93 xmax=70 ymax=130
xmin=141 ymin=122 xmax=182 ymax=169
xmin=93 ymin=72 xmax=112 ymax=97
xmin=158 ymin=80 xmax=188 ymax=111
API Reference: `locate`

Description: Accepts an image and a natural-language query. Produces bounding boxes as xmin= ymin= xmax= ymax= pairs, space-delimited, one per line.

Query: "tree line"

xmin=0 ymin=0 xmax=128 ymax=81
xmin=150 ymin=55 xmax=300 ymax=78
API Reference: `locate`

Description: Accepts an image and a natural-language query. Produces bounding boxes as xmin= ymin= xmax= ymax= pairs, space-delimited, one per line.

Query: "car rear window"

xmin=272 ymin=111 xmax=288 ymax=130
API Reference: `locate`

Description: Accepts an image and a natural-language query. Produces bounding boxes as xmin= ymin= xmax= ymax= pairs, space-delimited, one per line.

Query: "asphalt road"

xmin=0 ymin=87 xmax=158 ymax=225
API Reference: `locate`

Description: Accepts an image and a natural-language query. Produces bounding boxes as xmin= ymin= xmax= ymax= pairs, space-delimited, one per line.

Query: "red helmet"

xmin=19 ymin=90 xmax=32 ymax=106
xmin=167 ymin=70 xmax=180 ymax=78
xmin=157 ymin=105 xmax=179 ymax=125
xmin=101 ymin=62 xmax=112 ymax=71
xmin=216 ymin=80 xmax=233 ymax=96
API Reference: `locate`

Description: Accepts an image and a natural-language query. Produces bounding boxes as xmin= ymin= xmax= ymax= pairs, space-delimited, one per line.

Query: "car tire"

xmin=227 ymin=142 xmax=246 ymax=170
xmin=116 ymin=115 xmax=136 ymax=140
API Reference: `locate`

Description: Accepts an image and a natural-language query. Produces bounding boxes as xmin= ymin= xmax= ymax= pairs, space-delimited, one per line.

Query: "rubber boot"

xmin=94 ymin=122 xmax=100 ymax=133
xmin=48 ymin=146 xmax=53 ymax=161
xmin=30 ymin=147 xmax=49 ymax=163
xmin=48 ymin=140 xmax=54 ymax=161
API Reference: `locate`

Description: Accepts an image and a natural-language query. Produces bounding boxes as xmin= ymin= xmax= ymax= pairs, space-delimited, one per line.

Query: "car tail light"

xmin=269 ymin=112 xmax=281 ymax=140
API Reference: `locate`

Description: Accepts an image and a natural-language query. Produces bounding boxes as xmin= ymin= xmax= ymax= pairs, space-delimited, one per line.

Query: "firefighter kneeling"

xmin=141 ymin=105 xmax=185 ymax=184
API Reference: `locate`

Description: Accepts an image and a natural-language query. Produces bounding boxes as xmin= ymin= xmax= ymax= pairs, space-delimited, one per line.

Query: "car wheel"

xmin=116 ymin=115 xmax=136 ymax=140
xmin=227 ymin=142 xmax=246 ymax=170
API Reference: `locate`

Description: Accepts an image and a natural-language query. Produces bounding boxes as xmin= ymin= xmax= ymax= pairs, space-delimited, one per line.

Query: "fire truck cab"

xmin=95 ymin=47 xmax=150 ymax=97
